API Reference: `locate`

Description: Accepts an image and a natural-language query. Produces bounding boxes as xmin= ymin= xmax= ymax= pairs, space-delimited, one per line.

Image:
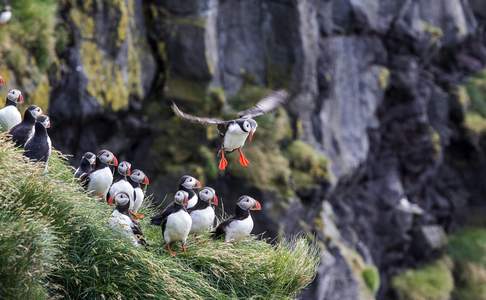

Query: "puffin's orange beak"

xmin=18 ymin=94 xmax=24 ymax=104
xmin=183 ymin=196 xmax=189 ymax=207
xmin=143 ymin=176 xmax=150 ymax=185
xmin=127 ymin=168 xmax=132 ymax=176
xmin=107 ymin=196 xmax=114 ymax=206
xmin=212 ymin=194 xmax=219 ymax=206
xmin=112 ymin=156 xmax=119 ymax=167
xmin=249 ymin=130 xmax=255 ymax=142
xmin=251 ymin=200 xmax=262 ymax=211
xmin=195 ymin=180 xmax=202 ymax=188
xmin=0 ymin=77 xmax=5 ymax=87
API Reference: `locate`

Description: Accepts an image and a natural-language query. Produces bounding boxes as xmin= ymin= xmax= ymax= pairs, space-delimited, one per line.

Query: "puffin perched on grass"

xmin=0 ymin=89 xmax=23 ymax=131
xmin=24 ymin=115 xmax=52 ymax=168
xmin=108 ymin=192 xmax=147 ymax=247
xmin=86 ymin=150 xmax=118 ymax=199
xmin=171 ymin=90 xmax=288 ymax=170
xmin=129 ymin=169 xmax=150 ymax=220
xmin=213 ymin=195 xmax=261 ymax=242
xmin=74 ymin=152 xmax=96 ymax=180
xmin=159 ymin=190 xmax=192 ymax=256
xmin=9 ymin=105 xmax=43 ymax=147
xmin=189 ymin=187 xmax=218 ymax=234
xmin=107 ymin=161 xmax=133 ymax=206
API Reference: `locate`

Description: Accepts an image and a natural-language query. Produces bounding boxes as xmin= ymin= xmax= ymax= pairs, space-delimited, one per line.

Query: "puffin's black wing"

xmin=171 ymin=102 xmax=228 ymax=126
xmin=237 ymin=90 xmax=288 ymax=119
xmin=150 ymin=204 xmax=176 ymax=226
xmin=212 ymin=218 xmax=234 ymax=240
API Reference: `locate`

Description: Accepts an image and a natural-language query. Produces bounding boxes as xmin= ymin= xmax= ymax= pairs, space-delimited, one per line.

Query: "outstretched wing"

xmin=171 ymin=102 xmax=227 ymax=126
xmin=238 ymin=90 xmax=289 ymax=119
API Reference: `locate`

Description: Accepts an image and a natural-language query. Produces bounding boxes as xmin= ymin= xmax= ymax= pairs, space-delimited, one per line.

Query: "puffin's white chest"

xmin=223 ymin=123 xmax=249 ymax=151
xmin=132 ymin=187 xmax=144 ymax=212
xmin=164 ymin=210 xmax=192 ymax=244
xmin=225 ymin=215 xmax=254 ymax=242
xmin=190 ymin=206 xmax=215 ymax=233
xmin=88 ymin=167 xmax=113 ymax=197
xmin=0 ymin=106 xmax=21 ymax=131
xmin=109 ymin=179 xmax=134 ymax=208
xmin=0 ymin=11 xmax=12 ymax=24
xmin=187 ymin=193 xmax=198 ymax=209
xmin=108 ymin=210 xmax=139 ymax=246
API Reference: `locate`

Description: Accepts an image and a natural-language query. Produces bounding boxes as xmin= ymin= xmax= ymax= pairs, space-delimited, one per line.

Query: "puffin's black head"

xmin=130 ymin=169 xmax=150 ymax=185
xmin=82 ymin=152 xmax=96 ymax=165
xmin=6 ymin=89 xmax=23 ymax=105
xmin=117 ymin=161 xmax=132 ymax=177
xmin=37 ymin=115 xmax=51 ymax=128
xmin=174 ymin=190 xmax=189 ymax=207
xmin=25 ymin=105 xmax=42 ymax=119
xmin=97 ymin=150 xmax=118 ymax=167
xmin=198 ymin=187 xmax=219 ymax=206
xmin=114 ymin=192 xmax=131 ymax=211
xmin=236 ymin=195 xmax=261 ymax=211
xmin=179 ymin=175 xmax=202 ymax=189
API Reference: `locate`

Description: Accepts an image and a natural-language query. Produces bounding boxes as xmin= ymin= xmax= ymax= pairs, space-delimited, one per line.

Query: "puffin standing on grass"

xmin=86 ymin=150 xmax=118 ymax=199
xmin=171 ymin=90 xmax=288 ymax=170
xmin=74 ymin=152 xmax=96 ymax=179
xmin=189 ymin=187 xmax=218 ymax=234
xmin=9 ymin=105 xmax=43 ymax=147
xmin=108 ymin=192 xmax=147 ymax=247
xmin=160 ymin=190 xmax=192 ymax=256
xmin=129 ymin=169 xmax=150 ymax=219
xmin=107 ymin=161 xmax=133 ymax=206
xmin=0 ymin=89 xmax=24 ymax=131
xmin=24 ymin=115 xmax=52 ymax=168
xmin=212 ymin=195 xmax=261 ymax=242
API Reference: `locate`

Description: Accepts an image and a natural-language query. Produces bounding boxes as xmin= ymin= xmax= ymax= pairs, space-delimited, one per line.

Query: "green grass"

xmin=0 ymin=135 xmax=319 ymax=299
xmin=362 ymin=265 xmax=380 ymax=294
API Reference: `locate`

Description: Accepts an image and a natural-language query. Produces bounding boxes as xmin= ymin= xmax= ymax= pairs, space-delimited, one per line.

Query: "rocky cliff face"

xmin=2 ymin=0 xmax=486 ymax=299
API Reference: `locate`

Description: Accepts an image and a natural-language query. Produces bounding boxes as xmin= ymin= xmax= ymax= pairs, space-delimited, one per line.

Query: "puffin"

xmin=9 ymin=105 xmax=43 ymax=147
xmin=189 ymin=187 xmax=219 ymax=234
xmin=107 ymin=161 xmax=133 ymax=206
xmin=171 ymin=90 xmax=288 ymax=170
xmin=74 ymin=152 xmax=96 ymax=180
xmin=86 ymin=150 xmax=118 ymax=199
xmin=24 ymin=115 xmax=52 ymax=166
xmin=129 ymin=169 xmax=150 ymax=219
xmin=178 ymin=175 xmax=202 ymax=209
xmin=159 ymin=190 xmax=192 ymax=256
xmin=212 ymin=195 xmax=261 ymax=242
xmin=108 ymin=191 xmax=147 ymax=247
xmin=0 ymin=89 xmax=24 ymax=131
xmin=0 ymin=6 xmax=11 ymax=25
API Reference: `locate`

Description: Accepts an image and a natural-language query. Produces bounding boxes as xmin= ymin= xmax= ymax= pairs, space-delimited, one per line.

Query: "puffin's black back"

xmin=9 ymin=108 xmax=36 ymax=147
xmin=212 ymin=205 xmax=250 ymax=239
xmin=24 ymin=122 xmax=50 ymax=162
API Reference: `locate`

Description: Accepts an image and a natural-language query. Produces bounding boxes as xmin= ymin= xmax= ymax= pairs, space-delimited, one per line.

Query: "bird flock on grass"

xmin=0 ymin=75 xmax=287 ymax=256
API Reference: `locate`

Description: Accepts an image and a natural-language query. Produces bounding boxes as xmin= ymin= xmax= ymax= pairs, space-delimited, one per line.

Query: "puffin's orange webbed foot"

xmin=238 ymin=148 xmax=250 ymax=167
xmin=218 ymin=150 xmax=228 ymax=170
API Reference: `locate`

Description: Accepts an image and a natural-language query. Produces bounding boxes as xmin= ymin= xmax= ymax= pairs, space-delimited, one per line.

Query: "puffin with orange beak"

xmin=130 ymin=169 xmax=150 ymax=220
xmin=171 ymin=90 xmax=288 ymax=171
xmin=0 ymin=89 xmax=24 ymax=131
xmin=107 ymin=161 xmax=133 ymax=206
xmin=212 ymin=195 xmax=261 ymax=242
xmin=159 ymin=190 xmax=192 ymax=256
xmin=189 ymin=187 xmax=219 ymax=234
xmin=86 ymin=150 xmax=118 ymax=199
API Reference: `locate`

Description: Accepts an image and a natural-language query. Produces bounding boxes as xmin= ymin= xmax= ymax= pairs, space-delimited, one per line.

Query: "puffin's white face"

xmin=242 ymin=120 xmax=252 ymax=132
xmin=98 ymin=150 xmax=118 ymax=166
xmin=130 ymin=169 xmax=150 ymax=185
xmin=237 ymin=195 xmax=262 ymax=211
xmin=7 ymin=89 xmax=23 ymax=104
xmin=83 ymin=152 xmax=96 ymax=165
xmin=28 ymin=106 xmax=43 ymax=118
xmin=38 ymin=115 xmax=51 ymax=128
xmin=118 ymin=161 xmax=132 ymax=177
xmin=198 ymin=187 xmax=219 ymax=206
xmin=181 ymin=175 xmax=201 ymax=189
xmin=114 ymin=192 xmax=130 ymax=207
xmin=174 ymin=190 xmax=189 ymax=207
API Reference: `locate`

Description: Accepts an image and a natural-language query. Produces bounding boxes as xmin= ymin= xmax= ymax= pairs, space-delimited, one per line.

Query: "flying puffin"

xmin=86 ymin=150 xmax=118 ymax=199
xmin=74 ymin=152 xmax=96 ymax=180
xmin=212 ymin=195 xmax=261 ymax=242
xmin=24 ymin=115 xmax=52 ymax=167
xmin=0 ymin=6 xmax=12 ymax=25
xmin=171 ymin=90 xmax=288 ymax=170
xmin=9 ymin=105 xmax=43 ymax=147
xmin=189 ymin=187 xmax=219 ymax=234
xmin=0 ymin=89 xmax=24 ymax=131
xmin=159 ymin=190 xmax=192 ymax=256
xmin=129 ymin=169 xmax=150 ymax=220
xmin=107 ymin=161 xmax=133 ymax=206
xmin=108 ymin=191 xmax=147 ymax=247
